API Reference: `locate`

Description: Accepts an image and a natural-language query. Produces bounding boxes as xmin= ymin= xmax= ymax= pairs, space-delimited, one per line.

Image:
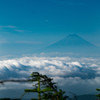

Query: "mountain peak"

xmin=65 ymin=34 xmax=83 ymax=40
xmin=43 ymin=34 xmax=98 ymax=55
xmin=61 ymin=34 xmax=96 ymax=47
xmin=47 ymin=34 xmax=97 ymax=49
xmin=67 ymin=34 xmax=79 ymax=37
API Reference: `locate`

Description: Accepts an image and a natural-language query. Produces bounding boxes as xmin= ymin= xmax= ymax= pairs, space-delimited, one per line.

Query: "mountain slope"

xmin=43 ymin=34 xmax=99 ymax=56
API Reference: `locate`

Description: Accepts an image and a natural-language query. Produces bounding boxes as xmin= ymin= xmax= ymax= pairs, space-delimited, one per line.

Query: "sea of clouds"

xmin=0 ymin=56 xmax=100 ymax=98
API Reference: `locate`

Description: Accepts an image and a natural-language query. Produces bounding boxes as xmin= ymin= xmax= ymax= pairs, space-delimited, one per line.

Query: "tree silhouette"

xmin=21 ymin=72 xmax=68 ymax=100
xmin=0 ymin=72 xmax=69 ymax=100
xmin=96 ymin=88 xmax=100 ymax=100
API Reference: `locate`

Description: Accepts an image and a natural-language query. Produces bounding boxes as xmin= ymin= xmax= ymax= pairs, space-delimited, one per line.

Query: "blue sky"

xmin=0 ymin=0 xmax=100 ymax=56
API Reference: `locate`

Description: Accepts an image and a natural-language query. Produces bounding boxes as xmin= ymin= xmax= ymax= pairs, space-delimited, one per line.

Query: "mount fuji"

xmin=43 ymin=34 xmax=99 ymax=56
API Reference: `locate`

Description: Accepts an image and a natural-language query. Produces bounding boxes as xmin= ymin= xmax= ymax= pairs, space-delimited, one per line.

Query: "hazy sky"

xmin=0 ymin=0 xmax=100 ymax=56
xmin=0 ymin=1 xmax=100 ymax=97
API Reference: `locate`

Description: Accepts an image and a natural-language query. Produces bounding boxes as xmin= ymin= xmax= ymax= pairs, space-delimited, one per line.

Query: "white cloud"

xmin=0 ymin=25 xmax=16 ymax=29
xmin=14 ymin=29 xmax=24 ymax=33
xmin=0 ymin=56 xmax=100 ymax=95
xmin=15 ymin=41 xmax=42 ymax=44
xmin=0 ymin=25 xmax=26 ymax=33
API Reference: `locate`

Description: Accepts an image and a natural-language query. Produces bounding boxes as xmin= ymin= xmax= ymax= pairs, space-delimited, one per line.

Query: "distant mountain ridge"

xmin=43 ymin=34 xmax=99 ymax=56
xmin=49 ymin=34 xmax=96 ymax=47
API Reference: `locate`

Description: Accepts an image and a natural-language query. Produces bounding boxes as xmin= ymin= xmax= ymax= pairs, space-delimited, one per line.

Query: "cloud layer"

xmin=0 ymin=56 xmax=100 ymax=97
